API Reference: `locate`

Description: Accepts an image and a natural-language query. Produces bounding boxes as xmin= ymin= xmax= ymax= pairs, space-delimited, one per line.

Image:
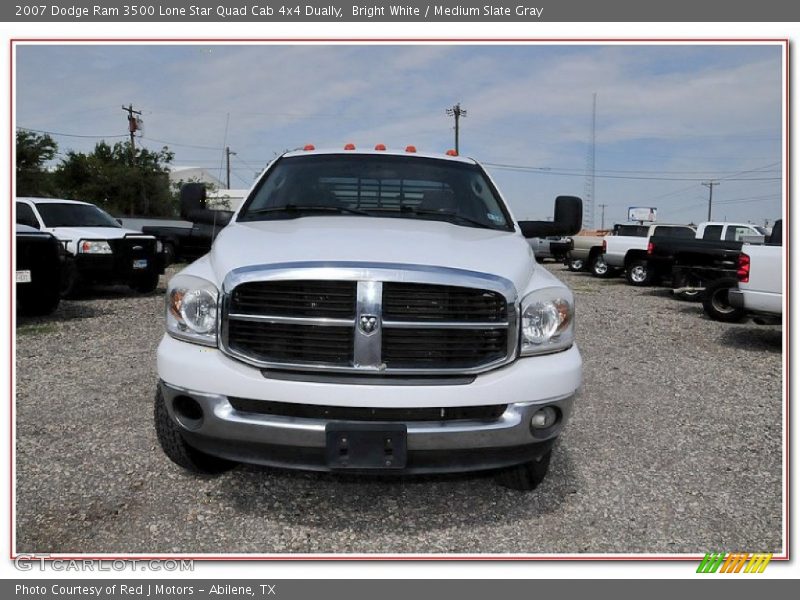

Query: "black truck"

xmin=647 ymin=223 xmax=775 ymax=301
xmin=121 ymin=186 xmax=233 ymax=265
xmin=15 ymin=224 xmax=62 ymax=316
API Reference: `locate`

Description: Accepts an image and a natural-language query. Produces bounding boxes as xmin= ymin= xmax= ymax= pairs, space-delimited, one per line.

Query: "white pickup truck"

xmin=601 ymin=222 xmax=696 ymax=284
xmin=155 ymin=146 xmax=583 ymax=490
xmin=727 ymin=219 xmax=783 ymax=325
xmin=15 ymin=197 xmax=165 ymax=295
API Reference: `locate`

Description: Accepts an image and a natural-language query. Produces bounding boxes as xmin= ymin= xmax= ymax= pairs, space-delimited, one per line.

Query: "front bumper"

xmin=160 ymin=380 xmax=573 ymax=474
xmin=157 ymin=336 xmax=581 ymax=474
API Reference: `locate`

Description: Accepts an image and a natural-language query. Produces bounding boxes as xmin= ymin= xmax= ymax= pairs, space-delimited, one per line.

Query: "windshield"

xmin=613 ymin=225 xmax=650 ymax=237
xmin=36 ymin=203 xmax=121 ymax=228
xmin=238 ymin=154 xmax=513 ymax=231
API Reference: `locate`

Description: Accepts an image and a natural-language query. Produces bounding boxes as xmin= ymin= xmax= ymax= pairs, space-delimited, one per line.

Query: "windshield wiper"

xmin=246 ymin=204 xmax=371 ymax=217
xmin=399 ymin=207 xmax=499 ymax=230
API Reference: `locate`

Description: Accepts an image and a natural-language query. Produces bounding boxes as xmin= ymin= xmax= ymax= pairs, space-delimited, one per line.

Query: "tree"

xmin=16 ymin=130 xmax=57 ymax=196
xmin=54 ymin=141 xmax=177 ymax=216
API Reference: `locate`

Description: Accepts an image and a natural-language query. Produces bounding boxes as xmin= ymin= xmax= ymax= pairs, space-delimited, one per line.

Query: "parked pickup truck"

xmin=705 ymin=220 xmax=782 ymax=323
xmin=646 ymin=221 xmax=768 ymax=300
xmin=120 ymin=193 xmax=233 ymax=265
xmin=528 ymin=236 xmax=573 ymax=262
xmin=601 ymin=223 xmax=696 ymax=285
xmin=16 ymin=197 xmax=165 ymax=296
xmin=566 ymin=224 xmax=649 ymax=275
xmin=155 ymin=146 xmax=583 ymax=491
xmin=15 ymin=224 xmax=62 ymax=316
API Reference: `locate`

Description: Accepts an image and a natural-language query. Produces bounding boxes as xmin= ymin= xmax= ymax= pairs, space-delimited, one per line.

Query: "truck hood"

xmin=208 ymin=216 xmax=537 ymax=293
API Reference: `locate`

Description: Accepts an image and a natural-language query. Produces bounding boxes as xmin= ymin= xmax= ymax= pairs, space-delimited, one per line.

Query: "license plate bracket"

xmin=325 ymin=423 xmax=407 ymax=470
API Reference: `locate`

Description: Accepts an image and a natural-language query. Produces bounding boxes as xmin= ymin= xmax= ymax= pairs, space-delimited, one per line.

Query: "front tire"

xmin=626 ymin=260 xmax=655 ymax=286
xmin=131 ymin=270 xmax=160 ymax=293
xmin=567 ymin=258 xmax=584 ymax=272
xmin=153 ymin=387 xmax=233 ymax=474
xmin=60 ymin=260 xmax=80 ymax=298
xmin=702 ymin=278 xmax=746 ymax=323
xmin=495 ymin=450 xmax=552 ymax=491
xmin=589 ymin=253 xmax=613 ymax=278
xmin=162 ymin=242 xmax=176 ymax=267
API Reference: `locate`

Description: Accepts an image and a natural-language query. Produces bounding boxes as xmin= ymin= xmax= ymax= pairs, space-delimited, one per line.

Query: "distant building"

xmin=169 ymin=166 xmax=249 ymax=211
xmin=168 ymin=166 xmax=225 ymax=189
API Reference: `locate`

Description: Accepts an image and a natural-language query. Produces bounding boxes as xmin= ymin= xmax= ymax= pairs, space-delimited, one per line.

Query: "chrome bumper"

xmin=160 ymin=381 xmax=574 ymax=474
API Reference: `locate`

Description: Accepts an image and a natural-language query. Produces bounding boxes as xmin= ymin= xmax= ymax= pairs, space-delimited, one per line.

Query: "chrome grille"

xmin=382 ymin=282 xmax=507 ymax=322
xmin=220 ymin=263 xmax=518 ymax=374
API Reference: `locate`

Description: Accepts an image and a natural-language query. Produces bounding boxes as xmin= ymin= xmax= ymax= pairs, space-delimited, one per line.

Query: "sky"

xmin=15 ymin=43 xmax=783 ymax=226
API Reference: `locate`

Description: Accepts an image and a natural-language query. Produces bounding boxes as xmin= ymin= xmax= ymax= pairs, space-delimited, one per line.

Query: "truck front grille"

xmin=381 ymin=327 xmax=508 ymax=369
xmin=221 ymin=266 xmax=517 ymax=374
xmin=231 ymin=280 xmax=356 ymax=318
xmin=382 ymin=282 xmax=507 ymax=322
xmin=227 ymin=320 xmax=354 ymax=366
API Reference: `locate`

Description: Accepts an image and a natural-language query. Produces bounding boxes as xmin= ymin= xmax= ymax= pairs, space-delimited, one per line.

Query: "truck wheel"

xmin=589 ymin=253 xmax=612 ymax=278
xmin=702 ymin=278 xmax=746 ymax=323
xmin=60 ymin=261 xmax=80 ymax=298
xmin=625 ymin=260 xmax=654 ymax=286
xmin=154 ymin=387 xmax=233 ymax=474
xmin=567 ymin=258 xmax=584 ymax=272
xmin=162 ymin=242 xmax=176 ymax=267
xmin=131 ymin=271 xmax=160 ymax=294
xmin=18 ymin=286 xmax=60 ymax=317
xmin=495 ymin=450 xmax=552 ymax=491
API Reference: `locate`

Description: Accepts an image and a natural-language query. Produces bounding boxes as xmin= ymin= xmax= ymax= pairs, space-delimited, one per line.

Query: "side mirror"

xmin=518 ymin=196 xmax=583 ymax=238
xmin=180 ymin=182 xmax=208 ymax=221
xmin=180 ymin=183 xmax=233 ymax=229
xmin=769 ymin=219 xmax=782 ymax=246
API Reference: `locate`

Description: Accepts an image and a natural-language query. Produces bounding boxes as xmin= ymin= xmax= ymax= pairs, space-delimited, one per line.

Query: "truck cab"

xmin=154 ymin=146 xmax=583 ymax=490
xmin=695 ymin=222 xmax=768 ymax=243
xmin=601 ymin=223 xmax=695 ymax=285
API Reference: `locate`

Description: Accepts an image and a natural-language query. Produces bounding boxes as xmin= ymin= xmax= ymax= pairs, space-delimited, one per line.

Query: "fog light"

xmin=531 ymin=406 xmax=558 ymax=429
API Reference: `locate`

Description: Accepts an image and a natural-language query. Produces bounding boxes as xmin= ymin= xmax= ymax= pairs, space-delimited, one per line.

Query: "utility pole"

xmin=225 ymin=146 xmax=236 ymax=189
xmin=446 ymin=103 xmax=467 ymax=154
xmin=598 ymin=203 xmax=608 ymax=230
xmin=702 ymin=181 xmax=719 ymax=221
xmin=122 ymin=104 xmax=144 ymax=215
xmin=121 ymin=104 xmax=142 ymax=163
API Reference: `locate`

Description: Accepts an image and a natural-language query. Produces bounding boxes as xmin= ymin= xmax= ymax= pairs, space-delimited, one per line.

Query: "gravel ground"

xmin=15 ymin=264 xmax=783 ymax=554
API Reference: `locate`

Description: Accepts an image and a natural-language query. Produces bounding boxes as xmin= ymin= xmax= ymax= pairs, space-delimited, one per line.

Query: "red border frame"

xmin=8 ymin=37 xmax=791 ymax=563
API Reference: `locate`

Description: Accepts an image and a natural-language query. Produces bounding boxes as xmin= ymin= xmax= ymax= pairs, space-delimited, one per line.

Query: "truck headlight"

xmin=520 ymin=287 xmax=574 ymax=356
xmin=166 ymin=274 xmax=218 ymax=347
xmin=79 ymin=240 xmax=112 ymax=254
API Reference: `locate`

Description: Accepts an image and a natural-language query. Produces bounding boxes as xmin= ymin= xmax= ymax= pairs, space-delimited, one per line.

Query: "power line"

xmin=16 ymin=126 xmax=127 ymax=140
xmin=483 ymin=162 xmax=780 ymax=182
xmin=141 ymin=135 xmax=222 ymax=151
